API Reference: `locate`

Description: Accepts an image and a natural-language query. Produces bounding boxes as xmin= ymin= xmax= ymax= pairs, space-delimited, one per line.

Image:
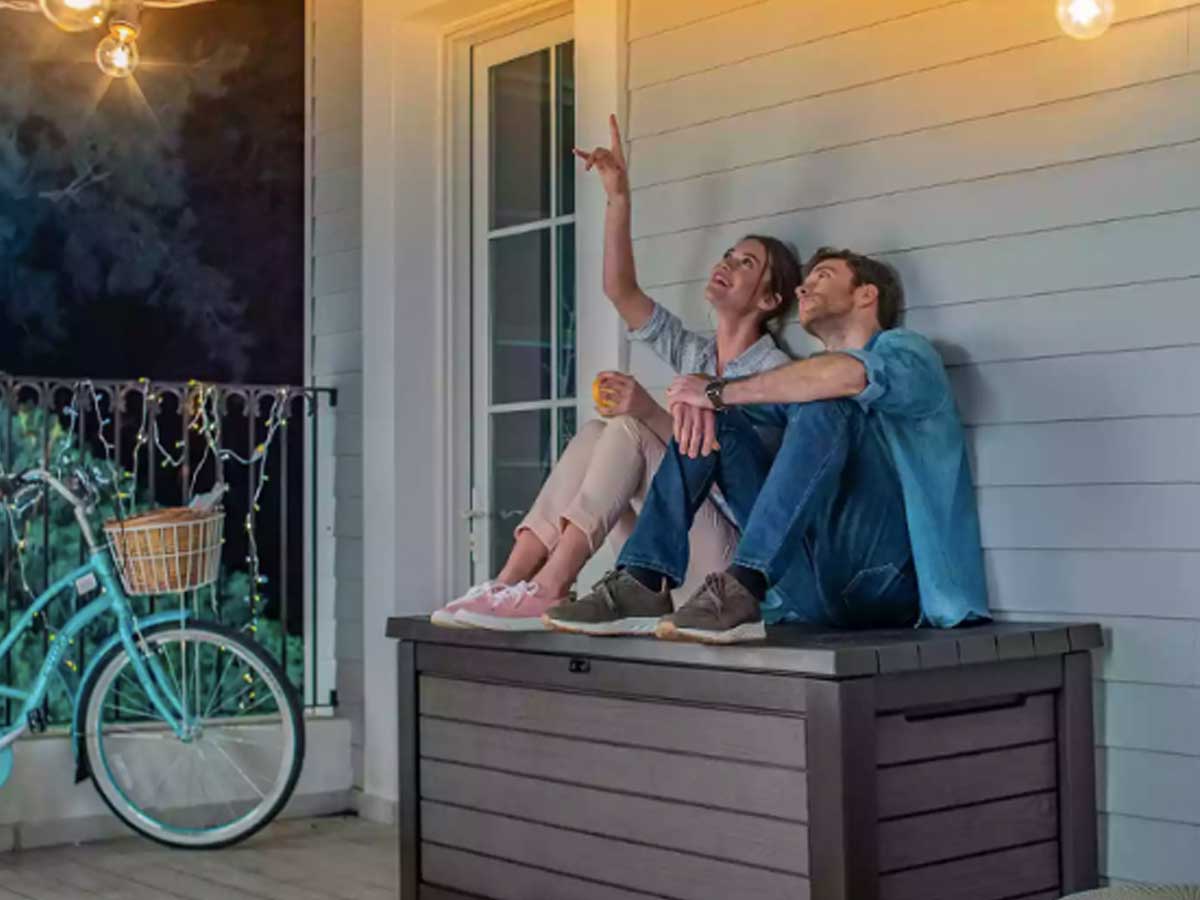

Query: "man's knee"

xmin=715 ymin=408 xmax=762 ymax=441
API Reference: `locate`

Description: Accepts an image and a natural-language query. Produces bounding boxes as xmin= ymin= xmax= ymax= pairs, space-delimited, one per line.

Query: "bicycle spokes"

xmin=83 ymin=623 xmax=302 ymax=847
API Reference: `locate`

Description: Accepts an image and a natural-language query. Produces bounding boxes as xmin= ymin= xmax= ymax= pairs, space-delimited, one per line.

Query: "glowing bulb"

xmin=1056 ymin=0 xmax=1115 ymax=40
xmin=96 ymin=34 xmax=139 ymax=78
xmin=39 ymin=0 xmax=111 ymax=32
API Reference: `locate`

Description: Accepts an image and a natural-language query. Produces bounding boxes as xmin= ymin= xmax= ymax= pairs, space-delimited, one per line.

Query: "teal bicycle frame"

xmin=0 ymin=471 xmax=196 ymax=770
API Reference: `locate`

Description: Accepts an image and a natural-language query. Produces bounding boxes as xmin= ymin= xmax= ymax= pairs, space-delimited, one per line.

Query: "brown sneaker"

xmin=542 ymin=570 xmax=672 ymax=636
xmin=655 ymin=572 xmax=767 ymax=644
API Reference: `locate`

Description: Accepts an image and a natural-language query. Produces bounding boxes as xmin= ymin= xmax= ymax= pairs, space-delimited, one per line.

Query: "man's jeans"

xmin=616 ymin=400 xmax=920 ymax=628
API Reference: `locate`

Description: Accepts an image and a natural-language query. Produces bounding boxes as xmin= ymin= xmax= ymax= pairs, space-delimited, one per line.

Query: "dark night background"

xmin=0 ymin=0 xmax=304 ymax=384
xmin=0 ymin=2 xmax=310 ymax=697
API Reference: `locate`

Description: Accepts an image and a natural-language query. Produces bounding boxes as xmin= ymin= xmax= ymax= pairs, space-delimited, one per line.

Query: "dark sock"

xmin=625 ymin=565 xmax=667 ymax=593
xmin=728 ymin=564 xmax=768 ymax=602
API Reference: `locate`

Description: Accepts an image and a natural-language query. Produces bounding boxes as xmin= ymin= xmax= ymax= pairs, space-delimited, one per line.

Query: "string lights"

xmin=1 ymin=0 xmax=217 ymax=78
xmin=2 ymin=379 xmax=293 ymax=640
xmin=1056 ymin=0 xmax=1116 ymax=39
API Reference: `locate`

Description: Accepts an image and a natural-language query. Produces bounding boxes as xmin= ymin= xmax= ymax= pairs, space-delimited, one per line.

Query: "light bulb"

xmin=96 ymin=34 xmax=139 ymax=78
xmin=40 ymin=0 xmax=112 ymax=32
xmin=1056 ymin=0 xmax=1115 ymax=40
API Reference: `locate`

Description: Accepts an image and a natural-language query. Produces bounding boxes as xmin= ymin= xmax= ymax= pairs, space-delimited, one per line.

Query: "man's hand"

xmin=672 ymin=403 xmax=719 ymax=458
xmin=667 ymin=374 xmax=714 ymax=411
xmin=574 ymin=114 xmax=630 ymax=200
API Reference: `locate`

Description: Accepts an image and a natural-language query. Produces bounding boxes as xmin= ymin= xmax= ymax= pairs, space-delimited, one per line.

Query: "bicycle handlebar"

xmin=0 ymin=468 xmax=90 ymax=511
xmin=2 ymin=468 xmax=101 ymax=550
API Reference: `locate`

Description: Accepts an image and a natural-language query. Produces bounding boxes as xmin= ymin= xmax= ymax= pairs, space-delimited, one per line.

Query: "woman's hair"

xmin=742 ymin=234 xmax=803 ymax=334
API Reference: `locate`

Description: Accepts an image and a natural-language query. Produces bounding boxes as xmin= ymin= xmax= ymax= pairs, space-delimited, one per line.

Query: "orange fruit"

xmin=592 ymin=375 xmax=613 ymax=413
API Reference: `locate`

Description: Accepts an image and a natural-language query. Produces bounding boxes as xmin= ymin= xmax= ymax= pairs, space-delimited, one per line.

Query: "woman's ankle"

xmin=531 ymin=574 xmax=572 ymax=600
xmin=492 ymin=568 xmax=525 ymax=588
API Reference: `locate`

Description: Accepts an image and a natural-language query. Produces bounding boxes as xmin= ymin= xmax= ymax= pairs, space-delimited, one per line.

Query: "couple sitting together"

xmin=432 ymin=117 xmax=990 ymax=645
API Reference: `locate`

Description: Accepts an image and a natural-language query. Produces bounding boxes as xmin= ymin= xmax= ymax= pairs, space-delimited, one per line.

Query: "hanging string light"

xmin=93 ymin=0 xmax=139 ymax=77
xmin=39 ymin=0 xmax=110 ymax=31
xmin=2 ymin=0 xmax=217 ymax=77
xmin=1056 ymin=0 xmax=1116 ymax=40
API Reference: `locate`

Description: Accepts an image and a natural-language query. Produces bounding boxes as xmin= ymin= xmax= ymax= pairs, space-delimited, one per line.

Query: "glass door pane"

xmin=556 ymin=41 xmax=576 ymax=217
xmin=490 ymin=230 xmax=552 ymax=405
xmin=471 ymin=21 xmax=575 ymax=580
xmin=489 ymin=50 xmax=551 ymax=230
xmin=556 ymin=223 xmax=576 ymax=399
xmin=490 ymin=410 xmax=552 ymax=566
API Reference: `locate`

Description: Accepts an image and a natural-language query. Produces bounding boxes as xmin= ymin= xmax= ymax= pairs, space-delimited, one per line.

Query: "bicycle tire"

xmin=78 ymin=620 xmax=305 ymax=849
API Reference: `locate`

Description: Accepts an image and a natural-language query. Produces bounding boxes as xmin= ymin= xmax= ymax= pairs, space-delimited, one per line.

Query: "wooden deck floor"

xmin=0 ymin=816 xmax=397 ymax=900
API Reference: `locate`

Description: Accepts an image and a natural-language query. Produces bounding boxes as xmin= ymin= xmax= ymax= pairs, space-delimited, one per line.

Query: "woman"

xmin=433 ymin=115 xmax=801 ymax=630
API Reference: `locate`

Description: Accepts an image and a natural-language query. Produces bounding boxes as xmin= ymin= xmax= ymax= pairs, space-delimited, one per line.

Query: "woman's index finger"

xmin=609 ymin=115 xmax=627 ymax=164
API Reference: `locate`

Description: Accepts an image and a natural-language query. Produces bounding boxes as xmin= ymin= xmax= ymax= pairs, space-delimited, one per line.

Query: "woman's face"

xmin=704 ymin=239 xmax=777 ymax=322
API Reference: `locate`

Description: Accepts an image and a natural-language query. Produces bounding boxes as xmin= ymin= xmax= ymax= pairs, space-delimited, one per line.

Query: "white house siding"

xmin=312 ymin=0 xmax=364 ymax=792
xmin=625 ymin=0 xmax=1200 ymax=884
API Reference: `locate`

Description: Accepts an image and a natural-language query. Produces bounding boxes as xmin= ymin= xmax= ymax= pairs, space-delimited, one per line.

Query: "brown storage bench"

xmin=386 ymin=618 xmax=1102 ymax=900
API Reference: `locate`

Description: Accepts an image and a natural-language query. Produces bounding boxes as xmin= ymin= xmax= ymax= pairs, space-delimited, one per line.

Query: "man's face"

xmin=796 ymin=258 xmax=858 ymax=333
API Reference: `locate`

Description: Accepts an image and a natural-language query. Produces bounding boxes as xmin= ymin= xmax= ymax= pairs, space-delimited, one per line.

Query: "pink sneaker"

xmin=431 ymin=581 xmax=508 ymax=628
xmin=454 ymin=582 xmax=564 ymax=631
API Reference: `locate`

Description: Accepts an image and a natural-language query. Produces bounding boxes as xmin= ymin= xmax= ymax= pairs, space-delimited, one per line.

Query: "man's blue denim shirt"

xmin=837 ymin=328 xmax=991 ymax=628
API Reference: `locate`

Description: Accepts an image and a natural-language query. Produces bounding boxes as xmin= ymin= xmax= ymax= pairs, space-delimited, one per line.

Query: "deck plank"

xmin=0 ymin=817 xmax=397 ymax=900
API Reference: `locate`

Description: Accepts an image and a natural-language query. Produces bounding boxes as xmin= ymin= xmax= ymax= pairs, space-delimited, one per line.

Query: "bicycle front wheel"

xmin=79 ymin=620 xmax=305 ymax=849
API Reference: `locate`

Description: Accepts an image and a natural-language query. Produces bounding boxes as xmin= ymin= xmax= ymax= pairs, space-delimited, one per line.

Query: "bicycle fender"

xmin=71 ymin=609 xmax=192 ymax=783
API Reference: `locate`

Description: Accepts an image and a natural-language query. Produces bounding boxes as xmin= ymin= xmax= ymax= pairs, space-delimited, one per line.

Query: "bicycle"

xmin=0 ymin=468 xmax=305 ymax=849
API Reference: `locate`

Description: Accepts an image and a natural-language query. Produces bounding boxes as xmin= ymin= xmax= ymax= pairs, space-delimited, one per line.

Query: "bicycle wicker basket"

xmin=102 ymin=507 xmax=224 ymax=596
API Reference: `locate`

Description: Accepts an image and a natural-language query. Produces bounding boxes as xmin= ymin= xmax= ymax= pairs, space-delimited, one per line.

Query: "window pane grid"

xmin=478 ymin=35 xmax=576 ymax=575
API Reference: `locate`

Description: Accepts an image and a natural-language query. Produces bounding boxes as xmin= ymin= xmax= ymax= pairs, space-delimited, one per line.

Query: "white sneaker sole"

xmin=454 ymin=610 xmax=550 ymax=632
xmin=655 ymin=620 xmax=766 ymax=644
xmin=431 ymin=608 xmax=471 ymax=629
xmin=541 ymin=615 xmax=662 ymax=637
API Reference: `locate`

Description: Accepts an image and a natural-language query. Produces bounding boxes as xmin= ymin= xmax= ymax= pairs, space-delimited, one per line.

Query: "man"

xmin=542 ymin=248 xmax=990 ymax=643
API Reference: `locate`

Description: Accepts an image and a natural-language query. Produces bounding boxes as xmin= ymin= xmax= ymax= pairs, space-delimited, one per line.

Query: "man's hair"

xmin=742 ymin=234 xmax=803 ymax=333
xmin=805 ymin=247 xmax=904 ymax=330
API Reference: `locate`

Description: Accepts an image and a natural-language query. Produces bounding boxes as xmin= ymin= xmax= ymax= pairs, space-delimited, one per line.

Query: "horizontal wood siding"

xmin=879 ymin=840 xmax=1059 ymax=900
xmin=625 ymin=0 xmax=1200 ymax=880
xmin=421 ymin=760 xmax=810 ymax=874
xmin=421 ymin=716 xmax=808 ymax=820
xmin=418 ymin=675 xmax=810 ymax=900
xmin=423 ymin=844 xmax=673 ymax=900
xmin=421 ymin=802 xmax=811 ymax=900
xmin=419 ymin=676 xmax=807 ymax=766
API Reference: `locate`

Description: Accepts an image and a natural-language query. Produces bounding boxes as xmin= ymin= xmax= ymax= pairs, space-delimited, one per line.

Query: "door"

xmin=470 ymin=17 xmax=576 ymax=580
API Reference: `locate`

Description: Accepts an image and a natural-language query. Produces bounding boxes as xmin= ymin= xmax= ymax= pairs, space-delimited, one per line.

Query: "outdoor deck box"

xmin=386 ymin=618 xmax=1102 ymax=900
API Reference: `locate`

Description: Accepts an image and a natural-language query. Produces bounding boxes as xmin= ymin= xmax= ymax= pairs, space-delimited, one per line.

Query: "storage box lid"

xmin=386 ymin=617 xmax=1102 ymax=677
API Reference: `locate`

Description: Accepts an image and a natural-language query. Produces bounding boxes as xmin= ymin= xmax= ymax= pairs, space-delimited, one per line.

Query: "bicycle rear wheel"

xmin=79 ymin=620 xmax=305 ymax=849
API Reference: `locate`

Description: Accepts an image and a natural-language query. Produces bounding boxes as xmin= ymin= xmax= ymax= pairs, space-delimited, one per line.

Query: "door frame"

xmin=468 ymin=14 xmax=575 ymax=581
xmin=442 ymin=2 xmax=573 ymax=593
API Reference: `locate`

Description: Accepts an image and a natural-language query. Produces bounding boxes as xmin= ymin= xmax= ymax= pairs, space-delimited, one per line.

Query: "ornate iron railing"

xmin=0 ymin=373 xmax=338 ymax=727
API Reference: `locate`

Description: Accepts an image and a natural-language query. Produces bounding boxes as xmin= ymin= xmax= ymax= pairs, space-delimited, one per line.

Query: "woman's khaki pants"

xmin=517 ymin=415 xmax=738 ymax=607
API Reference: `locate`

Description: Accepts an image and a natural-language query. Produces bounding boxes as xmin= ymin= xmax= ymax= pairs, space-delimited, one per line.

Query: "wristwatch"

xmin=705 ymin=378 xmax=727 ymax=411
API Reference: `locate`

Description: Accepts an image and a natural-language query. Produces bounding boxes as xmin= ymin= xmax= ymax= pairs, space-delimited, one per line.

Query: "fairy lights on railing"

xmin=1 ymin=374 xmax=338 ymax=716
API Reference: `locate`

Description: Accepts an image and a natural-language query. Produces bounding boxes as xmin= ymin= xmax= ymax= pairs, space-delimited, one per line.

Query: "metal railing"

xmin=0 ymin=374 xmax=338 ymax=727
